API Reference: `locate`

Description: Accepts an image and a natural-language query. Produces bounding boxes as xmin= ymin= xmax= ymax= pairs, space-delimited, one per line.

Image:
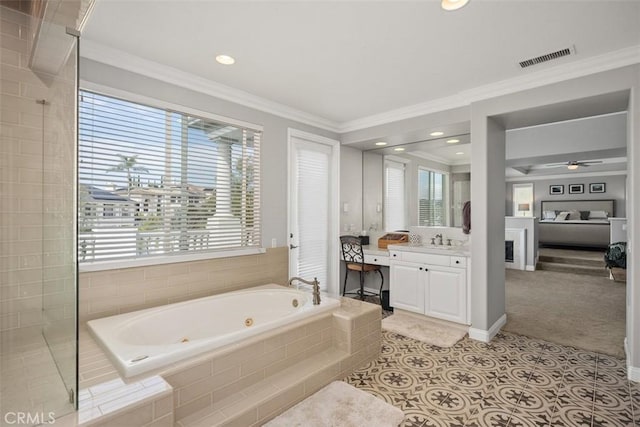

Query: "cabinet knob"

xmin=393 ymin=254 xmax=397 ymax=257
xmin=419 ymin=267 xmax=423 ymax=270
xmin=374 ymin=258 xmax=377 ymax=262
xmin=455 ymin=260 xmax=460 ymax=264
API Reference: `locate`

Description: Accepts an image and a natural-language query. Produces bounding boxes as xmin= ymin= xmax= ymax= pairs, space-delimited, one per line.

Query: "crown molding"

xmin=339 ymin=45 xmax=640 ymax=133
xmin=80 ymin=40 xmax=342 ymax=133
xmin=81 ymin=40 xmax=640 ymax=136
xmin=506 ymin=170 xmax=627 ymax=182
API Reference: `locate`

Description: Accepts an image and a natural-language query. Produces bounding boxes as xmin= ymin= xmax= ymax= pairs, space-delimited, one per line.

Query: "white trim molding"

xmin=469 ymin=314 xmax=507 ymax=343
xmin=506 ymin=170 xmax=627 ymax=183
xmin=340 ymin=45 xmax=640 ymax=133
xmin=81 ymin=39 xmax=640 ymax=135
xmin=81 ymin=40 xmax=341 ymax=133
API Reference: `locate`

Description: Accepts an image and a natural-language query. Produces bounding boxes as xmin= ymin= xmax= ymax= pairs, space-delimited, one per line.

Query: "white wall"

xmin=340 ymin=146 xmax=363 ymax=234
xmin=506 ymin=112 xmax=627 ymax=160
xmin=505 ymin=174 xmax=627 ymax=217
xmin=363 ymin=151 xmax=383 ymax=232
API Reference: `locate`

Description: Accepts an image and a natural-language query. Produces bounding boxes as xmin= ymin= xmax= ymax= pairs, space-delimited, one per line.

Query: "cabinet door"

xmin=425 ymin=266 xmax=467 ymax=324
xmin=390 ymin=262 xmax=426 ymax=314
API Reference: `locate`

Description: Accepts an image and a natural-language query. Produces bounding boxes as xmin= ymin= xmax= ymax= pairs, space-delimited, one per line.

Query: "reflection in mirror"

xmin=362 ymin=135 xmax=471 ymax=231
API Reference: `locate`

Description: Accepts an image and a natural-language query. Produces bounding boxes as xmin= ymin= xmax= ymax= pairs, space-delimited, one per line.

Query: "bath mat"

xmin=382 ymin=312 xmax=467 ymax=347
xmin=263 ymin=381 xmax=404 ymax=427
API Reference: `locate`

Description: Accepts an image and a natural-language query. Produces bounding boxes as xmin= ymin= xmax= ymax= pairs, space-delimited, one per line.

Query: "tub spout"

xmin=288 ymin=276 xmax=321 ymax=305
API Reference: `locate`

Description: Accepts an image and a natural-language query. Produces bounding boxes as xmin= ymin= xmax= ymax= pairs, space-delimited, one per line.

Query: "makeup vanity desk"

xmin=361 ymin=245 xmax=390 ymax=266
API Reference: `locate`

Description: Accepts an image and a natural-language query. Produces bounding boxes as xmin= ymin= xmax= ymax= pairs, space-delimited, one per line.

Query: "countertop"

xmin=387 ymin=242 xmax=470 ymax=257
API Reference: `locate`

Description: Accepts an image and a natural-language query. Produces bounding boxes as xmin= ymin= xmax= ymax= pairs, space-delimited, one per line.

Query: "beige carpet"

xmin=263 ymin=381 xmax=404 ymax=427
xmin=504 ymin=268 xmax=626 ymax=358
xmin=381 ymin=312 xmax=467 ymax=347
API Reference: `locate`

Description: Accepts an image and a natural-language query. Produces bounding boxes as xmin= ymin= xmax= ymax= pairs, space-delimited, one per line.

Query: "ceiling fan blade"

xmin=580 ymin=161 xmax=603 ymax=165
xmin=543 ymin=163 xmax=567 ymax=167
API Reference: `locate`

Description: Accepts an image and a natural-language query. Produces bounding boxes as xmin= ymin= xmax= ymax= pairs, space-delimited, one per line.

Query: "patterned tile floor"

xmin=344 ymin=330 xmax=640 ymax=427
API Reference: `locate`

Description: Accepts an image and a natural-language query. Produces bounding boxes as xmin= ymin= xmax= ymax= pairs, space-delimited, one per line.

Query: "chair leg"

xmin=342 ymin=269 xmax=349 ymax=296
xmin=359 ymin=271 xmax=365 ymax=300
xmin=378 ymin=269 xmax=384 ymax=298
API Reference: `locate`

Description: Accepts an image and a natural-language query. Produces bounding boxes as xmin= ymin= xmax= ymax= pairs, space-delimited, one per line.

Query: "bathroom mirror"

xmin=362 ymin=134 xmax=471 ymax=232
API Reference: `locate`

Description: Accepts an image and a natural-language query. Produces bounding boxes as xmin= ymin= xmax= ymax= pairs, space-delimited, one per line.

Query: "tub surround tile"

xmin=75 ymin=295 xmax=381 ymax=427
xmin=79 ymin=247 xmax=288 ymax=322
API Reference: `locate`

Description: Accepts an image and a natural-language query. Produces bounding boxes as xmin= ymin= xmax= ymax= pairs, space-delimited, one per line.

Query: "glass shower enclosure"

xmin=0 ymin=2 xmax=81 ymax=425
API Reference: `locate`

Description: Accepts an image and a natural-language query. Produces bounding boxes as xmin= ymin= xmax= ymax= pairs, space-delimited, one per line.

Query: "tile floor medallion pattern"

xmin=344 ymin=330 xmax=640 ymax=427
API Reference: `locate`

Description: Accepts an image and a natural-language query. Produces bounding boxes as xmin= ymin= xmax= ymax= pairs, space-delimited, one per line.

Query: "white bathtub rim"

xmin=87 ymin=284 xmax=341 ymax=380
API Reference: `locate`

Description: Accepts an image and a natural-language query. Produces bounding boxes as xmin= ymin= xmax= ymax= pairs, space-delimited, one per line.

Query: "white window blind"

xmin=418 ymin=168 xmax=447 ymax=226
xmin=78 ymin=91 xmax=261 ymax=263
xmin=384 ymin=160 xmax=406 ymax=231
xmin=294 ymin=142 xmax=331 ymax=288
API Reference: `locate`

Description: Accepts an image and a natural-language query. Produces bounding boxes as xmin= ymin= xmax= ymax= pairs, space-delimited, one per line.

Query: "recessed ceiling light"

xmin=215 ymin=54 xmax=235 ymax=65
xmin=441 ymin=0 xmax=470 ymax=11
xmin=375 ymin=142 xmax=387 ymax=146
xmin=394 ymin=147 xmax=406 ymax=152
xmin=430 ymin=131 xmax=444 ymax=137
xmin=567 ymin=164 xmax=579 ymax=170
xmin=456 ymin=151 xmax=464 ymax=155
xmin=446 ymin=139 xmax=460 ymax=144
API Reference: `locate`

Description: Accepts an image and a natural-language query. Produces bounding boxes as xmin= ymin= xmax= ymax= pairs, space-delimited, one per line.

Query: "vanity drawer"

xmin=450 ymin=256 xmax=467 ymax=268
xmin=364 ymin=254 xmax=389 ymax=266
xmin=402 ymin=252 xmax=450 ymax=266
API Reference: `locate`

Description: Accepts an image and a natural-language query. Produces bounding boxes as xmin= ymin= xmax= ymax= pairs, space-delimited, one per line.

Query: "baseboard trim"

xmin=623 ymin=338 xmax=640 ymax=382
xmin=469 ymin=314 xmax=507 ymax=343
xmin=628 ymin=365 xmax=640 ymax=382
xmin=525 ymin=264 xmax=536 ymax=271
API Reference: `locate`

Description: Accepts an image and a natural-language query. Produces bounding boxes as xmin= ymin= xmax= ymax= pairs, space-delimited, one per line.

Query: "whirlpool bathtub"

xmin=87 ymin=285 xmax=341 ymax=378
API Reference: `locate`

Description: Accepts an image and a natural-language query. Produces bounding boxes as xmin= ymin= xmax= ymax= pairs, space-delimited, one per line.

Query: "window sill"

xmin=78 ymin=247 xmax=267 ymax=273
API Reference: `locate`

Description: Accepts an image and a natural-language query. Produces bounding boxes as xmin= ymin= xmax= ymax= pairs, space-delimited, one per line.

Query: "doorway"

xmin=287 ymin=129 xmax=340 ymax=295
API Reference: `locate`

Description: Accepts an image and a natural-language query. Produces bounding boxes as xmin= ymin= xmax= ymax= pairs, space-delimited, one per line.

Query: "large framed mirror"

xmin=362 ymin=134 xmax=471 ymax=233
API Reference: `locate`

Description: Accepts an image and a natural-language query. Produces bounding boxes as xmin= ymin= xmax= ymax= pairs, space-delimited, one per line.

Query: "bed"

xmin=538 ymin=200 xmax=614 ymax=248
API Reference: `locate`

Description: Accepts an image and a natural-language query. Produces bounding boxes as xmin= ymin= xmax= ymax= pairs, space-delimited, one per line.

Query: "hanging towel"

xmin=462 ymin=201 xmax=471 ymax=234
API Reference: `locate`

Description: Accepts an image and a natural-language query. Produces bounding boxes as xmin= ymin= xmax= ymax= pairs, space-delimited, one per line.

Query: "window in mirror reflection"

xmin=418 ymin=168 xmax=448 ymax=226
xmin=384 ymin=160 xmax=406 ymax=231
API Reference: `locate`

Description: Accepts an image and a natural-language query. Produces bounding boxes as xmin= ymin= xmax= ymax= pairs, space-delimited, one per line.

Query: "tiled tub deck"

xmin=59 ymin=296 xmax=381 ymax=427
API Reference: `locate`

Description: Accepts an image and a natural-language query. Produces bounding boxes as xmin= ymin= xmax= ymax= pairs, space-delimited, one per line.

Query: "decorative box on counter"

xmin=377 ymin=233 xmax=408 ymax=249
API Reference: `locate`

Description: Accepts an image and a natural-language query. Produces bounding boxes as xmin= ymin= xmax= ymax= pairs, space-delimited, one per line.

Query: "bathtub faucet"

xmin=288 ymin=276 xmax=321 ymax=305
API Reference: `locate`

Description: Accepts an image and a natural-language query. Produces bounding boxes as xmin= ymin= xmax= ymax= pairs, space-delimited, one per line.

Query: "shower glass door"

xmin=41 ymin=27 xmax=79 ymax=413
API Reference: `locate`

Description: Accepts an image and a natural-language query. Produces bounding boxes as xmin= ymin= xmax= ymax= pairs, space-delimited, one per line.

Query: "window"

xmin=384 ymin=160 xmax=406 ymax=231
xmin=418 ymin=168 xmax=448 ymax=226
xmin=512 ymin=183 xmax=533 ymax=217
xmin=78 ymin=91 xmax=261 ymax=263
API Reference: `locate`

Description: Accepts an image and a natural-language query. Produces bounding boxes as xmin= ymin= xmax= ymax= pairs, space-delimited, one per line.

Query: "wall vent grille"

xmin=519 ymin=46 xmax=575 ymax=68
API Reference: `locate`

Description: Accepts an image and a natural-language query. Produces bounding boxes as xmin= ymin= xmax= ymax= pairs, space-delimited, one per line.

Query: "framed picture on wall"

xmin=590 ymin=183 xmax=606 ymax=193
xmin=549 ymin=185 xmax=564 ymax=195
xmin=569 ymin=184 xmax=584 ymax=194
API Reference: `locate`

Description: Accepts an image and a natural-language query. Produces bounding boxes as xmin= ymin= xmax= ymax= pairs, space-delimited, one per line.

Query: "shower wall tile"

xmin=79 ymin=247 xmax=288 ymax=322
xmin=0 ymin=4 xmax=71 ymax=341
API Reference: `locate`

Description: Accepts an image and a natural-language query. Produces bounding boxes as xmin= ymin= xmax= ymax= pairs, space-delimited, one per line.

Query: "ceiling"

xmin=81 ymin=0 xmax=640 ymax=128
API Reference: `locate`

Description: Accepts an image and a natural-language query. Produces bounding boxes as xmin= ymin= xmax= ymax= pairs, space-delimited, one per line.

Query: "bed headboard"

xmin=540 ymin=199 xmax=615 ymax=217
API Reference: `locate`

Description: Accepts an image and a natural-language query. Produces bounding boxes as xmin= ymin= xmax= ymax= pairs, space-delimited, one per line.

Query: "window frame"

xmin=78 ymin=84 xmax=265 ymax=272
xmin=417 ymin=166 xmax=450 ymax=227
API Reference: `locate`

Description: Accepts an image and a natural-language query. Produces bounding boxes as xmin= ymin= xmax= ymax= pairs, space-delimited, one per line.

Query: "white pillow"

xmin=589 ymin=210 xmax=608 ymax=219
xmin=554 ymin=212 xmax=570 ymax=221
xmin=567 ymin=210 xmax=581 ymax=220
xmin=543 ymin=210 xmax=556 ymax=220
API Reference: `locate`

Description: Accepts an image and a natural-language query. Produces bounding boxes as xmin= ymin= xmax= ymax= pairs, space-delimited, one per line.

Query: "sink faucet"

xmin=434 ymin=233 xmax=443 ymax=246
xmin=288 ymin=276 xmax=321 ymax=305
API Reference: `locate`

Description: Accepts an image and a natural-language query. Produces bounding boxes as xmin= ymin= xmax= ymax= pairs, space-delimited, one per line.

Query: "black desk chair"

xmin=339 ymin=235 xmax=384 ymax=301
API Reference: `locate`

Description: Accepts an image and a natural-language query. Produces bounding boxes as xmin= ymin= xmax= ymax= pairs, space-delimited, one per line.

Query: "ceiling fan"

xmin=544 ymin=160 xmax=603 ymax=170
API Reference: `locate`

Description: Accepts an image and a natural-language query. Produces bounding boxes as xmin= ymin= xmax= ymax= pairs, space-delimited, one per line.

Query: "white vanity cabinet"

xmin=389 ymin=249 xmax=468 ymax=324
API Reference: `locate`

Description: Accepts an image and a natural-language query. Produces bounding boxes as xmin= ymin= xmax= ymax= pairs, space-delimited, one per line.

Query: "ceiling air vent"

xmin=519 ymin=46 xmax=575 ymax=69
